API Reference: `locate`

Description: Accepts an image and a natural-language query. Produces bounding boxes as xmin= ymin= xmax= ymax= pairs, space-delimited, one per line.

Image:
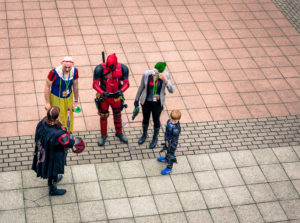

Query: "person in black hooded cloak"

xmin=32 ymin=106 xmax=75 ymax=196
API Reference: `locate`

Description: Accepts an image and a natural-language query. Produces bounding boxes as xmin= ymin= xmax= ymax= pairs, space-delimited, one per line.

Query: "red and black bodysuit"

xmin=93 ymin=53 xmax=129 ymax=137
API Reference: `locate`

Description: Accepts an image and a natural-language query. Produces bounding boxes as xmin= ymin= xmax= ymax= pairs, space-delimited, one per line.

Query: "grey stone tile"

xmin=202 ymin=188 xmax=230 ymax=208
xmin=209 ymin=152 xmax=236 ymax=169
xmin=142 ymin=159 xmax=164 ymax=177
xmin=257 ymin=202 xmax=287 ymax=222
xmin=24 ymin=187 xmax=50 ymax=207
xmin=129 ymin=196 xmax=158 ymax=217
xmin=171 ymin=173 xmax=198 ymax=192
xmin=148 ymin=175 xmax=175 ymax=194
xmin=217 ymin=169 xmax=244 ymax=187
xmin=160 ymin=213 xmax=187 ymax=223
xmin=260 ymin=164 xmax=289 ymax=182
xmin=293 ymin=146 xmax=300 ymax=159
xmin=172 ymin=156 xmax=192 ymax=174
xmin=25 ymin=206 xmax=53 ymax=223
xmin=291 ymin=220 xmax=300 ymax=223
xmin=194 ymin=171 xmax=222 ymax=189
xmin=119 ymin=160 xmax=146 ymax=178
xmin=273 ymin=146 xmax=299 ymax=162
xmin=135 ymin=215 xmax=161 ymax=223
xmin=270 ymin=181 xmax=299 ymax=200
xmin=239 ymin=166 xmax=267 ymax=184
xmin=75 ymin=182 xmax=102 ymax=202
xmin=252 ymin=148 xmax=279 ymax=165
xmin=187 ymin=154 xmax=214 ymax=171
xmin=50 ymin=184 xmax=76 ymax=205
xmin=154 ymin=193 xmax=183 ymax=214
xmin=178 ymin=191 xmax=206 ymax=211
xmin=225 ymin=186 xmax=254 ymax=205
xmin=185 ymin=210 xmax=213 ymax=223
xmin=234 ymin=204 xmax=264 ymax=223
xmin=0 ymin=190 xmax=23 ymax=210
xmin=22 ymin=170 xmax=46 ymax=188
xmin=124 ymin=178 xmax=151 ymax=197
xmin=59 ymin=166 xmax=73 ymax=184
xmin=282 ymin=163 xmax=300 ymax=180
xmin=100 ymin=180 xmax=127 ymax=199
xmin=0 ymin=209 xmax=25 ymax=223
xmin=72 ymin=164 xmax=98 ymax=183
xmin=104 ymin=198 xmax=133 ymax=219
xmin=52 ymin=203 xmax=81 ymax=223
xmin=78 ymin=201 xmax=107 ymax=222
xmin=231 ymin=150 xmax=257 ymax=167
xmin=210 ymin=207 xmax=239 ymax=223
xmin=280 ymin=199 xmax=300 ymax=219
xmin=96 ymin=162 xmax=122 ymax=180
xmin=0 ymin=171 xmax=22 ymax=190
xmin=109 ymin=218 xmax=134 ymax=223
xmin=292 ymin=179 xmax=300 ymax=194
xmin=248 ymin=183 xmax=276 ymax=202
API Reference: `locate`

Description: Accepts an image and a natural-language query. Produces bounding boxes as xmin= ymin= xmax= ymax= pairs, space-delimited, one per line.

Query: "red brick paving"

xmin=0 ymin=0 xmax=299 ymax=137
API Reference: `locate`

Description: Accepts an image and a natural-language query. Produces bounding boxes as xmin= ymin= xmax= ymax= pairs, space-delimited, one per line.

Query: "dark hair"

xmin=45 ymin=106 xmax=62 ymax=128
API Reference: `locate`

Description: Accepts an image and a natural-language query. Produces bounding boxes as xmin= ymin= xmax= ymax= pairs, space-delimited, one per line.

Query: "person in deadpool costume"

xmin=93 ymin=53 xmax=130 ymax=146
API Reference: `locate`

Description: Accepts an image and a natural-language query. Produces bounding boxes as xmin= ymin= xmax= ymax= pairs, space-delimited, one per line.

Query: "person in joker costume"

xmin=134 ymin=62 xmax=174 ymax=149
xmin=44 ymin=56 xmax=79 ymax=132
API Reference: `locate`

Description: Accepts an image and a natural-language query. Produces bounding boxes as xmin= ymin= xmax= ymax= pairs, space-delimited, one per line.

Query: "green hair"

xmin=154 ymin=62 xmax=167 ymax=73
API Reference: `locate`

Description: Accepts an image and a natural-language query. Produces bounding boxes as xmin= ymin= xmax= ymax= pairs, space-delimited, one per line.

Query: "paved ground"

xmin=1 ymin=0 xmax=300 ymax=222
xmin=0 ymin=0 xmax=300 ymax=136
xmin=0 ymin=147 xmax=300 ymax=223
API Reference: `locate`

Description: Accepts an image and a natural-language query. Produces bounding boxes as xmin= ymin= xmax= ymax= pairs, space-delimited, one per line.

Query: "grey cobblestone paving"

xmin=0 ymin=115 xmax=299 ymax=172
xmin=273 ymin=0 xmax=300 ymax=33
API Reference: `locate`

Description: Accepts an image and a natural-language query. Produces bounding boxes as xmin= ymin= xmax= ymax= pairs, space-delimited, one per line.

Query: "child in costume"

xmin=134 ymin=62 xmax=174 ymax=149
xmin=157 ymin=110 xmax=181 ymax=175
xmin=44 ymin=56 xmax=79 ymax=132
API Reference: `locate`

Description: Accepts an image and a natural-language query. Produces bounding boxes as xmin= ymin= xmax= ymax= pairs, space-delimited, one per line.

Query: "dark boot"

xmin=116 ymin=133 xmax=128 ymax=144
xmin=138 ymin=124 xmax=148 ymax=145
xmin=98 ymin=135 xmax=107 ymax=146
xmin=49 ymin=184 xmax=67 ymax=196
xmin=150 ymin=127 xmax=160 ymax=149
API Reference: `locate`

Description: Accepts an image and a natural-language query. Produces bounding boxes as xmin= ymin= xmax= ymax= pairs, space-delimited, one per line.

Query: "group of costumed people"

xmin=32 ymin=54 xmax=181 ymax=196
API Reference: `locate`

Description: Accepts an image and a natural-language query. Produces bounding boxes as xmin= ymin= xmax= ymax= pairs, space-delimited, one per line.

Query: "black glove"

xmin=102 ymin=92 xmax=110 ymax=97
xmin=134 ymin=100 xmax=139 ymax=108
xmin=114 ymin=90 xmax=122 ymax=98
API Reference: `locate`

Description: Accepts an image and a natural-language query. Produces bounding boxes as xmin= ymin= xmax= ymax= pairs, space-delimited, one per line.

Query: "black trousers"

xmin=48 ymin=176 xmax=58 ymax=186
xmin=142 ymin=101 xmax=163 ymax=128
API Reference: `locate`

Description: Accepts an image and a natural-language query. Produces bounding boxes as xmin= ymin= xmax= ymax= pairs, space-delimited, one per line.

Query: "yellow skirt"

xmin=50 ymin=93 xmax=74 ymax=132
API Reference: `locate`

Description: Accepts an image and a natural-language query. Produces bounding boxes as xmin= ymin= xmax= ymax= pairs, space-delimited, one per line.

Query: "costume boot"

xmin=150 ymin=127 xmax=160 ymax=149
xmin=98 ymin=135 xmax=107 ymax=146
xmin=138 ymin=124 xmax=148 ymax=144
xmin=116 ymin=133 xmax=128 ymax=144
xmin=49 ymin=183 xmax=67 ymax=196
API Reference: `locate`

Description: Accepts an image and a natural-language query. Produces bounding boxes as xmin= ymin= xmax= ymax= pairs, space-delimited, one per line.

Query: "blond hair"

xmin=170 ymin=109 xmax=181 ymax=120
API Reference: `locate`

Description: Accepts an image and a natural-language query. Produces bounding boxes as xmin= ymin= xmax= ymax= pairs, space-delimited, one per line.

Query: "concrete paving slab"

xmin=194 ymin=171 xmax=222 ymax=190
xmin=78 ymin=201 xmax=107 ymax=222
xmin=177 ymin=191 xmax=206 ymax=211
xmin=104 ymin=198 xmax=133 ymax=220
xmin=160 ymin=213 xmax=187 ymax=223
xmin=52 ymin=203 xmax=81 ymax=223
xmin=75 ymin=181 xmax=102 ymax=202
xmin=187 ymin=154 xmax=214 ymax=172
xmin=202 ymin=188 xmax=231 ymax=208
xmin=234 ymin=204 xmax=264 ymax=223
xmin=148 ymin=175 xmax=175 ymax=195
xmin=119 ymin=160 xmax=146 ymax=178
xmin=170 ymin=173 xmax=198 ymax=192
xmin=270 ymin=181 xmax=299 ymax=200
xmin=123 ymin=178 xmax=151 ymax=197
xmin=282 ymin=162 xmax=300 ymax=180
xmin=230 ymin=150 xmax=257 ymax=167
xmin=210 ymin=207 xmax=239 ymax=223
xmin=0 ymin=171 xmax=22 ymax=190
xmin=100 ymin=180 xmax=127 ymax=199
xmin=258 ymin=201 xmax=288 ymax=222
xmin=273 ymin=146 xmax=300 ymax=162
xmin=209 ymin=152 xmax=236 ymax=169
xmin=129 ymin=196 xmax=158 ymax=217
xmin=0 ymin=189 xmax=23 ymax=210
xmin=96 ymin=162 xmax=122 ymax=180
xmin=225 ymin=185 xmax=254 ymax=205
xmin=71 ymin=164 xmax=98 ymax=183
xmin=154 ymin=193 xmax=182 ymax=214
xmin=217 ymin=168 xmax=244 ymax=187
xmin=260 ymin=163 xmax=289 ymax=182
xmin=239 ymin=166 xmax=267 ymax=184
xmin=25 ymin=206 xmax=53 ymax=223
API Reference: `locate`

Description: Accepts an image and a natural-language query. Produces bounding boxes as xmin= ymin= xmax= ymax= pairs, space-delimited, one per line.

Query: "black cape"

xmin=32 ymin=117 xmax=74 ymax=179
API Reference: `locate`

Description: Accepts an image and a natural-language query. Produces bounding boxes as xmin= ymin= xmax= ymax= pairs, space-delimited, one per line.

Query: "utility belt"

xmin=94 ymin=92 xmax=127 ymax=114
